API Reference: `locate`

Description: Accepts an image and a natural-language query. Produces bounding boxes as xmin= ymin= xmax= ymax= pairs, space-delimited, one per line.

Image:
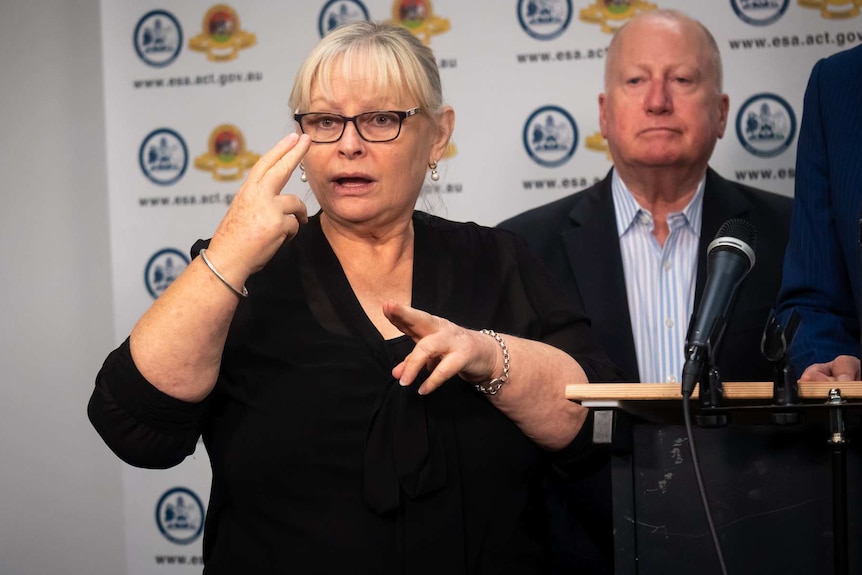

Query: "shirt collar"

xmin=611 ymin=169 xmax=705 ymax=238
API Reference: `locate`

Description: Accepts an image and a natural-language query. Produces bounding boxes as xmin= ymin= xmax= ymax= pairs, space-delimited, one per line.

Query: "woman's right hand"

xmin=205 ymin=133 xmax=312 ymax=280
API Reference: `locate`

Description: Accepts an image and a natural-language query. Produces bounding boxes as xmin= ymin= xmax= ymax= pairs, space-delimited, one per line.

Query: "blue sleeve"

xmin=776 ymin=57 xmax=860 ymax=372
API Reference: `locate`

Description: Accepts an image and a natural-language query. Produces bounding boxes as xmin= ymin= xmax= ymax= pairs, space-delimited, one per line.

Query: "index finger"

xmin=383 ymin=301 xmax=434 ymax=340
xmin=248 ymin=133 xmax=310 ymax=191
xmin=261 ymin=133 xmax=311 ymax=193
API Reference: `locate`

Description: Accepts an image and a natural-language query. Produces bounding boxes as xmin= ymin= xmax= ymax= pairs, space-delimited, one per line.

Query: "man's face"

xmin=599 ymin=17 xmax=729 ymax=174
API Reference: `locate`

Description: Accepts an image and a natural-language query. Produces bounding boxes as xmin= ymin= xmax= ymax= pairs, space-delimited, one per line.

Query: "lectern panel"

xmin=612 ymin=419 xmax=862 ymax=575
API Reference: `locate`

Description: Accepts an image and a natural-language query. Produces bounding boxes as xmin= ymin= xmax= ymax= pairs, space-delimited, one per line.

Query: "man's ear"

xmin=716 ymin=93 xmax=730 ymax=139
xmin=598 ymin=93 xmax=609 ymax=138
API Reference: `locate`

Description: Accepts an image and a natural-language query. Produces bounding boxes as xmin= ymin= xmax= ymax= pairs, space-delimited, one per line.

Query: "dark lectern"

xmin=566 ymin=382 xmax=862 ymax=575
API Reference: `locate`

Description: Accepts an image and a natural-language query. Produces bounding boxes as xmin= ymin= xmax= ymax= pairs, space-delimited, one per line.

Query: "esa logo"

xmin=155 ymin=487 xmax=205 ymax=545
xmin=730 ymin=0 xmax=790 ymax=26
xmin=735 ymin=93 xmax=797 ymax=158
xmin=319 ymin=0 xmax=370 ymax=37
xmin=389 ymin=0 xmax=451 ymax=46
xmin=133 ymin=10 xmax=183 ymax=68
xmin=139 ymin=129 xmax=189 ymax=186
xmin=799 ymin=0 xmax=862 ymax=19
xmin=518 ymin=0 xmax=573 ymax=41
xmin=145 ymin=249 xmax=189 ymax=299
xmin=523 ymin=105 xmax=579 ymax=167
xmin=194 ymin=124 xmax=261 ymax=182
xmin=579 ymin=0 xmax=657 ymax=34
xmin=189 ymin=4 xmax=257 ymax=61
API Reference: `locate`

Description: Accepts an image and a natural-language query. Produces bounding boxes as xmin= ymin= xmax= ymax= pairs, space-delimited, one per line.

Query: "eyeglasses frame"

xmin=293 ymin=107 xmax=421 ymax=143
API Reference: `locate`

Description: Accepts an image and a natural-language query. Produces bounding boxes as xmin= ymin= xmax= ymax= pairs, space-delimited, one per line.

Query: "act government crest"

xmin=319 ymin=0 xmax=370 ymax=37
xmin=189 ymin=4 xmax=256 ymax=61
xmin=134 ymin=10 xmax=183 ymax=68
xmin=523 ymin=105 xmax=579 ymax=168
xmin=145 ymin=249 xmax=189 ymax=299
xmin=194 ymin=125 xmax=261 ymax=182
xmin=730 ymin=0 xmax=790 ymax=26
xmin=139 ymin=128 xmax=188 ymax=186
xmin=389 ymin=0 xmax=450 ymax=45
xmin=580 ymin=0 xmax=657 ymax=34
xmin=155 ymin=487 xmax=205 ymax=545
xmin=518 ymin=0 xmax=573 ymax=41
xmin=735 ymin=93 xmax=797 ymax=158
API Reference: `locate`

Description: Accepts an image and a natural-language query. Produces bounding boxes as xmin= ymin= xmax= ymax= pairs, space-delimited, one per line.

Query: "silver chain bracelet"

xmin=475 ymin=329 xmax=510 ymax=395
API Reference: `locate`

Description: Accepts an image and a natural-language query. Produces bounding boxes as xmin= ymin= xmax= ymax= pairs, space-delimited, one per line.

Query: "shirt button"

xmin=666 ymin=375 xmax=678 ymax=383
xmin=665 ymin=318 xmax=674 ymax=328
xmin=662 ymin=260 xmax=672 ymax=271
xmin=639 ymin=213 xmax=651 ymax=225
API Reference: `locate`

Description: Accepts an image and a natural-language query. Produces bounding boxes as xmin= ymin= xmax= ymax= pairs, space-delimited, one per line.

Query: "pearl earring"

xmin=300 ymin=163 xmax=307 ymax=183
xmin=429 ymin=160 xmax=439 ymax=182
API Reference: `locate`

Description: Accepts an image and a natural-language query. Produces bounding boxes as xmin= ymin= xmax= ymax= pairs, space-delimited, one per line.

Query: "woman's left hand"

xmin=383 ymin=301 xmax=501 ymax=395
xmin=384 ymin=302 xmax=589 ymax=450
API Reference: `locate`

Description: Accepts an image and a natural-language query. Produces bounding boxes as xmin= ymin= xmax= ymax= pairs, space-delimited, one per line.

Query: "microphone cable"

xmin=677 ymin=217 xmax=757 ymax=575
xmin=681 ymin=390 xmax=729 ymax=575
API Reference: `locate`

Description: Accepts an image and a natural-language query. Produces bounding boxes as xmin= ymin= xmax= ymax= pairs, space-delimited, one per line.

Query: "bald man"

xmin=500 ymin=10 xmax=792 ymax=573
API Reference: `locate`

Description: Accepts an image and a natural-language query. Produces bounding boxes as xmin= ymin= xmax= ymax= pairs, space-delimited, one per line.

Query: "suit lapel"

xmin=562 ymin=174 xmax=640 ymax=381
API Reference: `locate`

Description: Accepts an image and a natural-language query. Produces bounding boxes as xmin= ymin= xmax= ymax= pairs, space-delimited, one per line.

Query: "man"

xmin=501 ymin=9 xmax=790 ymax=386
xmin=776 ymin=44 xmax=862 ymax=382
xmin=499 ymin=10 xmax=792 ymax=573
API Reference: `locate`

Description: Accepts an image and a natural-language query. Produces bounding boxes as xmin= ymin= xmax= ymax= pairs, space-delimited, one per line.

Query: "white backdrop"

xmin=0 ymin=2 xmax=124 ymax=575
xmin=99 ymin=1 xmax=862 ymax=571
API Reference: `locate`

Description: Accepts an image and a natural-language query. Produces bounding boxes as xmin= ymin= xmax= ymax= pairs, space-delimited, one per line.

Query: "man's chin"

xmin=631 ymin=153 xmax=685 ymax=169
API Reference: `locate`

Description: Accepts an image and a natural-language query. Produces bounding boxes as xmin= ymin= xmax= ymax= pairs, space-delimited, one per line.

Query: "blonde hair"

xmin=289 ymin=21 xmax=444 ymax=127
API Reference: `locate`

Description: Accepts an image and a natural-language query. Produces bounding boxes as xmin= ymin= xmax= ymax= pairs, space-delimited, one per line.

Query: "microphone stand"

xmin=694 ymin=322 xmax=729 ymax=428
xmin=696 ymin=362 xmax=729 ymax=428
xmin=827 ymin=388 xmax=849 ymax=575
xmin=761 ymin=309 xmax=802 ymax=425
xmin=761 ymin=308 xmax=849 ymax=574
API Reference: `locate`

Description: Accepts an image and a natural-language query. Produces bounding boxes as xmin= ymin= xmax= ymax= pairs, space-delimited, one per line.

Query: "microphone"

xmin=681 ymin=219 xmax=757 ymax=396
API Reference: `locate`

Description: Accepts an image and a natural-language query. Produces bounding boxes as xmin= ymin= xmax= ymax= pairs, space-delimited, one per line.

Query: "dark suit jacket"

xmin=499 ymin=168 xmax=792 ymax=574
xmin=777 ymin=44 xmax=862 ymax=372
xmin=500 ymin=167 xmax=792 ymax=384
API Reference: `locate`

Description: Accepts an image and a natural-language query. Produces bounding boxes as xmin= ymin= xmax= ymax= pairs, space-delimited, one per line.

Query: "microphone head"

xmin=708 ymin=218 xmax=757 ymax=269
xmin=716 ymin=218 xmax=758 ymax=249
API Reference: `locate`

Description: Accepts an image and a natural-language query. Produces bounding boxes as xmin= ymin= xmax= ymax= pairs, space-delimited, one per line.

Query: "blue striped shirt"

xmin=611 ymin=170 xmax=705 ymax=383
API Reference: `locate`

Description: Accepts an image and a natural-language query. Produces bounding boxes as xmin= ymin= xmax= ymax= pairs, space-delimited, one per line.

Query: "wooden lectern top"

xmin=565 ymin=381 xmax=862 ymax=401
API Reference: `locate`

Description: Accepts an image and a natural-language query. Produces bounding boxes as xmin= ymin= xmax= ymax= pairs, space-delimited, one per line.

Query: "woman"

xmin=89 ymin=21 xmax=618 ymax=573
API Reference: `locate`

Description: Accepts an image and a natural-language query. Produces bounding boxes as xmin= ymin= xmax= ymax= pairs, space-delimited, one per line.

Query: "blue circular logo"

xmin=735 ymin=93 xmax=797 ymax=158
xmin=139 ymin=128 xmax=189 ymax=186
xmin=319 ymin=0 xmax=370 ymax=37
xmin=517 ymin=0 xmax=573 ymax=41
xmin=145 ymin=248 xmax=189 ymax=299
xmin=134 ymin=10 xmax=183 ymax=67
xmin=729 ymin=0 xmax=789 ymax=26
xmin=523 ymin=105 xmax=579 ymax=167
xmin=155 ymin=487 xmax=205 ymax=545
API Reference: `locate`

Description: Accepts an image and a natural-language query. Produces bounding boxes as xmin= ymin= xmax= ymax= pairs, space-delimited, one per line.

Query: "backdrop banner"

xmin=100 ymin=0 xmax=862 ymax=571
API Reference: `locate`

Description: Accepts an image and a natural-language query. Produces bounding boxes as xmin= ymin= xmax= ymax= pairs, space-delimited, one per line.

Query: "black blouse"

xmin=89 ymin=212 xmax=619 ymax=574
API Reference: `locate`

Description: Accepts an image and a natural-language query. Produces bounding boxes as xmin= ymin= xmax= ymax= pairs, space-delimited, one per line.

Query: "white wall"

xmin=0 ymin=2 xmax=125 ymax=574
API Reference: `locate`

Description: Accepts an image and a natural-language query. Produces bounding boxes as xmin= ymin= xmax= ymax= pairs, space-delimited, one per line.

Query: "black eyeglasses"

xmin=293 ymin=108 xmax=421 ymax=143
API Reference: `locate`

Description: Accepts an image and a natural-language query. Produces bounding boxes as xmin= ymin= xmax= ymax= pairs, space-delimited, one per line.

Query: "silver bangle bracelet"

xmin=475 ymin=329 xmax=510 ymax=395
xmin=199 ymin=248 xmax=248 ymax=298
